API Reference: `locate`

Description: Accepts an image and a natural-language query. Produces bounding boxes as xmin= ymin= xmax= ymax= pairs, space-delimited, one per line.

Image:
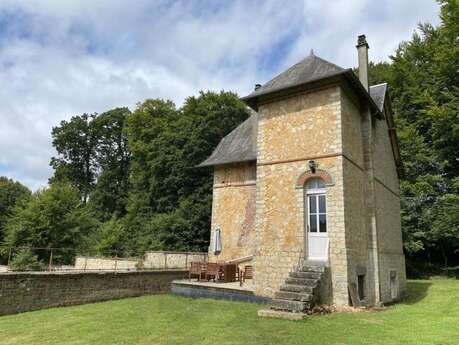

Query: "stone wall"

xmin=374 ymin=182 xmax=406 ymax=303
xmin=209 ymin=162 xmax=256 ymax=262
xmin=254 ymin=86 xmax=350 ymax=305
xmin=143 ymin=251 xmax=207 ymax=269
xmin=74 ymin=256 xmax=139 ymax=270
xmin=341 ymin=87 xmax=406 ymax=306
xmin=372 ymin=104 xmax=406 ymax=303
xmin=0 ymin=270 xmax=187 ymax=316
xmin=341 ymin=89 xmax=372 ymax=305
xmin=372 ymin=107 xmax=400 ymax=193
xmin=74 ymin=252 xmax=207 ymax=271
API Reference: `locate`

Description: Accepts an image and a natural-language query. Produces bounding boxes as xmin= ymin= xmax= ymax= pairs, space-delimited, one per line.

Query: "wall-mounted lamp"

xmin=308 ymin=160 xmax=317 ymax=173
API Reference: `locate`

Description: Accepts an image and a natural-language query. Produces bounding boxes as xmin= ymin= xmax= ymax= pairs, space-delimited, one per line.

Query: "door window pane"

xmin=319 ymin=215 xmax=327 ymax=233
xmin=318 ymin=195 xmax=326 ymax=213
xmin=309 ymin=215 xmax=317 ymax=232
xmin=309 ymin=196 xmax=316 ymax=213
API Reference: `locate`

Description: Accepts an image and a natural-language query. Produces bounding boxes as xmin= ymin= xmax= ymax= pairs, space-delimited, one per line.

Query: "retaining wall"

xmin=0 ymin=270 xmax=187 ymax=316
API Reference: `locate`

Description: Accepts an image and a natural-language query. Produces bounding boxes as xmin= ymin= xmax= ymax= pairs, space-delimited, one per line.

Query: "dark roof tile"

xmin=242 ymin=54 xmax=345 ymax=101
xmin=198 ymin=110 xmax=257 ymax=167
xmin=369 ymin=83 xmax=387 ymax=111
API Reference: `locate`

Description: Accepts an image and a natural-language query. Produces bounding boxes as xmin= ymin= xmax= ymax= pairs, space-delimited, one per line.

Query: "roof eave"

xmin=383 ymin=91 xmax=405 ymax=179
xmin=196 ymin=157 xmax=257 ymax=168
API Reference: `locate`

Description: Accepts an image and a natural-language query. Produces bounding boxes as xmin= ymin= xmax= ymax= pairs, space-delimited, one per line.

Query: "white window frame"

xmin=306 ymin=185 xmax=327 ymax=235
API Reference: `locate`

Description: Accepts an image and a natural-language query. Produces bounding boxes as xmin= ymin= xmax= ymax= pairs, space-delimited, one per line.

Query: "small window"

xmin=390 ymin=271 xmax=397 ymax=300
xmin=357 ymin=275 xmax=365 ymax=301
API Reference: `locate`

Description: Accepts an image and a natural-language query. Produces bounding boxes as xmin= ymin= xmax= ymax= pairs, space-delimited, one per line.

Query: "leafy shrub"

xmin=9 ymin=248 xmax=44 ymax=271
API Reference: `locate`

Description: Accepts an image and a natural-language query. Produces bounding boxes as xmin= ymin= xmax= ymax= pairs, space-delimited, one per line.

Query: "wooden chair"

xmin=240 ymin=265 xmax=253 ymax=286
xmin=189 ymin=262 xmax=206 ymax=281
xmin=217 ymin=261 xmax=226 ymax=281
xmin=205 ymin=263 xmax=219 ymax=282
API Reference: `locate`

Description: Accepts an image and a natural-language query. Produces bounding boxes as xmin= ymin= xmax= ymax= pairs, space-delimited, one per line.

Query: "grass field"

xmin=0 ymin=279 xmax=457 ymax=345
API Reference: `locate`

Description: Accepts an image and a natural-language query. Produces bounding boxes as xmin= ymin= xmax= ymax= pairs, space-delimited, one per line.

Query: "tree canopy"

xmin=3 ymin=182 xmax=98 ymax=263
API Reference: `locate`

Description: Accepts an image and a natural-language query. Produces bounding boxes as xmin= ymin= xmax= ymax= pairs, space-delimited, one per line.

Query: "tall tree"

xmin=50 ymin=113 xmax=98 ymax=202
xmin=3 ymin=182 xmax=98 ymax=264
xmin=124 ymin=92 xmax=249 ymax=253
xmin=89 ymin=108 xmax=131 ymax=220
xmin=51 ymin=108 xmax=131 ymax=219
xmin=369 ymin=0 xmax=459 ymax=267
xmin=0 ymin=177 xmax=31 ymax=261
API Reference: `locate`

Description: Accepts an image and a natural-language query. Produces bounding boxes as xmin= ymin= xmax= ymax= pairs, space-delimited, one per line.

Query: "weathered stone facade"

xmin=208 ymin=162 xmax=256 ymax=262
xmin=254 ymin=87 xmax=348 ymax=304
xmin=204 ymin=46 xmax=406 ymax=308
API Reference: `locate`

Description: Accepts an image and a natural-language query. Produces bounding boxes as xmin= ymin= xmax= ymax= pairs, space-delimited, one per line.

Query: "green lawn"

xmin=0 ymin=279 xmax=458 ymax=345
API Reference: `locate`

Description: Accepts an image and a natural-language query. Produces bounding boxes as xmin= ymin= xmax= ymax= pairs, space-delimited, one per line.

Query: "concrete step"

xmin=285 ymin=277 xmax=318 ymax=286
xmin=299 ymin=265 xmax=326 ymax=273
xmin=290 ymin=271 xmax=322 ymax=279
xmin=274 ymin=291 xmax=313 ymax=302
xmin=258 ymin=309 xmax=306 ymax=320
xmin=280 ymin=284 xmax=314 ymax=293
xmin=270 ymin=298 xmax=310 ymax=312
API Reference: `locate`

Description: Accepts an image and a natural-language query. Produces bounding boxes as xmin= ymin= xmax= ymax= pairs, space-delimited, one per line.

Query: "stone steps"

xmin=260 ymin=262 xmax=327 ymax=318
xmin=289 ymin=271 xmax=322 ymax=279
xmin=279 ymin=284 xmax=314 ymax=293
xmin=274 ymin=291 xmax=313 ymax=302
xmin=299 ymin=265 xmax=326 ymax=273
xmin=270 ymin=298 xmax=311 ymax=312
xmin=285 ymin=277 xmax=318 ymax=286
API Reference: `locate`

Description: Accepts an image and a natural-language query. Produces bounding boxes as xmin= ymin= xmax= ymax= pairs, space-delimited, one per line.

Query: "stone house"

xmin=199 ymin=35 xmax=406 ymax=309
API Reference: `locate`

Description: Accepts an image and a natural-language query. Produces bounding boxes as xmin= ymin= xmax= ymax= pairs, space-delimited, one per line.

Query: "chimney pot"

xmin=254 ymin=84 xmax=261 ymax=91
xmin=356 ymin=34 xmax=369 ymax=48
xmin=356 ymin=34 xmax=369 ymax=91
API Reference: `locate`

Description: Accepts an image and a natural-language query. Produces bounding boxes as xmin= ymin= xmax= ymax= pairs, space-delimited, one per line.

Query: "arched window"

xmin=305 ymin=177 xmax=326 ymax=190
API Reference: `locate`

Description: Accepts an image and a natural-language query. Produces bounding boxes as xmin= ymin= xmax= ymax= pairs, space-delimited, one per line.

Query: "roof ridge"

xmin=308 ymin=54 xmax=345 ymax=71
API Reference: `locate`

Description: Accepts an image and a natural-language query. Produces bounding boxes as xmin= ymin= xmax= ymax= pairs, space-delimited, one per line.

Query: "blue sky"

xmin=0 ymin=0 xmax=440 ymax=190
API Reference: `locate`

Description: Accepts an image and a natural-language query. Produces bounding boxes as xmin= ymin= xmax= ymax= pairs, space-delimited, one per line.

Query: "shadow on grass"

xmin=400 ymin=280 xmax=432 ymax=305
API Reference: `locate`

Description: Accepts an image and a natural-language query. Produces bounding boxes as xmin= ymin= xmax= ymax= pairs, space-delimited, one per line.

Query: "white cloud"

xmin=0 ymin=0 xmax=440 ymax=190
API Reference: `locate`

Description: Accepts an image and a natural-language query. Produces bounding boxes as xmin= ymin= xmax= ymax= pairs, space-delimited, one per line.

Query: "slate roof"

xmin=242 ymin=53 xmax=345 ymax=101
xmin=198 ymin=110 xmax=257 ymax=167
xmin=369 ymin=83 xmax=387 ymax=111
xmin=199 ymin=54 xmax=389 ymax=168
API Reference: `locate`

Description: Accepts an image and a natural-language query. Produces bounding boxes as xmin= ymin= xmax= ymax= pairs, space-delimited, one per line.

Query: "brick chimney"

xmin=356 ymin=34 xmax=369 ymax=91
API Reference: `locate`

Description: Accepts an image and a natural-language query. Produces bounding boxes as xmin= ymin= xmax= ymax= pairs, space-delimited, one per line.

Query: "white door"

xmin=305 ymin=179 xmax=328 ymax=261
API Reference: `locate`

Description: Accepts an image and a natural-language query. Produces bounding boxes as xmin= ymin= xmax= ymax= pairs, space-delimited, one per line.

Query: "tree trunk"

xmin=441 ymin=244 xmax=448 ymax=276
